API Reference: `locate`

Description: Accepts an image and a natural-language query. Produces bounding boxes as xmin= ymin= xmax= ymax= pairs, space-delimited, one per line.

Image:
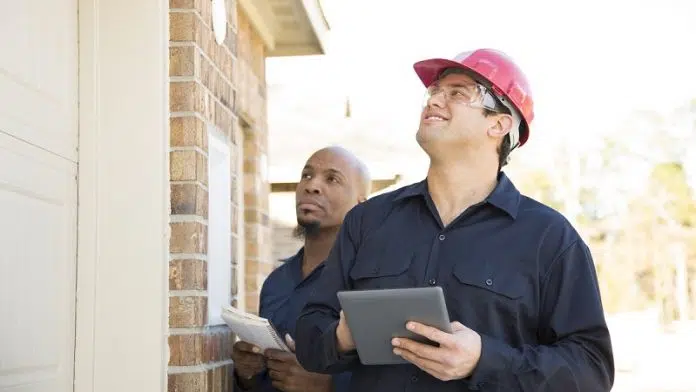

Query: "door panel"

xmin=0 ymin=0 xmax=78 ymax=162
xmin=0 ymin=0 xmax=78 ymax=391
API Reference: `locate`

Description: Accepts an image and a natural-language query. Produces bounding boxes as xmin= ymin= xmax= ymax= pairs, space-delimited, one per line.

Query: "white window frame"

xmin=207 ymin=125 xmax=232 ymax=325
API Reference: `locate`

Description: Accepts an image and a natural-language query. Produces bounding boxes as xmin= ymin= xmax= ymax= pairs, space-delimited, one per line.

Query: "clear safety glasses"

xmin=423 ymin=82 xmax=507 ymax=114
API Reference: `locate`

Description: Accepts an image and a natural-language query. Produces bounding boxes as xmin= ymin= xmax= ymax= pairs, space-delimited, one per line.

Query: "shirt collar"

xmin=279 ymin=247 xmax=304 ymax=264
xmin=393 ymin=171 xmax=521 ymax=219
xmin=279 ymin=247 xmax=327 ymax=286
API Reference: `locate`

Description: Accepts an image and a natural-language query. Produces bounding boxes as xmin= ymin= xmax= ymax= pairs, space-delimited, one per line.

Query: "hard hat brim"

xmin=413 ymin=58 xmax=478 ymax=88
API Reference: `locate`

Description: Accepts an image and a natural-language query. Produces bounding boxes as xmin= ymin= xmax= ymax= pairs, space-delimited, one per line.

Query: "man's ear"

xmin=487 ymin=113 xmax=514 ymax=139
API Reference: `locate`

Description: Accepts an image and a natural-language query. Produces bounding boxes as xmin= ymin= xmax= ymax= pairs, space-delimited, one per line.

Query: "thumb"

xmin=285 ymin=333 xmax=296 ymax=352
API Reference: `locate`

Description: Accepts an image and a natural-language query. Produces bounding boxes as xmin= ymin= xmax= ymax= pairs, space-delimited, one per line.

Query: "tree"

xmin=513 ymin=169 xmax=564 ymax=211
xmin=579 ymin=102 xmax=696 ymax=319
xmin=644 ymin=162 xmax=696 ymax=322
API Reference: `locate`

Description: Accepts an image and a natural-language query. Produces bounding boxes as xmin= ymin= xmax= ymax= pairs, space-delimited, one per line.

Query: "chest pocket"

xmin=445 ymin=261 xmax=528 ymax=335
xmin=348 ymin=237 xmax=417 ymax=290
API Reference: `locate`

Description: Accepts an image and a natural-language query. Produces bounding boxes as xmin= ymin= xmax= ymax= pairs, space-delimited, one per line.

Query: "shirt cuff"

xmin=322 ymin=320 xmax=359 ymax=368
xmin=467 ymin=334 xmax=517 ymax=388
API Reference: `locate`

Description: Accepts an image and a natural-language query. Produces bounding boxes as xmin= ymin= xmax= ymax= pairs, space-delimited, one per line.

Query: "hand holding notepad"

xmin=221 ymin=306 xmax=291 ymax=352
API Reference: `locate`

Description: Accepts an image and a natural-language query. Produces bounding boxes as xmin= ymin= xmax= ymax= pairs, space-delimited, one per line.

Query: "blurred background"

xmin=267 ymin=0 xmax=696 ymax=390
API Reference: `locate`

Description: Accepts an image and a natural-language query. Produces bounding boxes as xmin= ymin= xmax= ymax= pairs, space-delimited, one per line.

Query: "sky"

xmin=265 ymin=0 xmax=696 ymax=188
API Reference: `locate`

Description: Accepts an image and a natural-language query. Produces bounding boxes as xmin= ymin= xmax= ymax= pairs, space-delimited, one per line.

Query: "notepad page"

xmin=221 ymin=306 xmax=290 ymax=352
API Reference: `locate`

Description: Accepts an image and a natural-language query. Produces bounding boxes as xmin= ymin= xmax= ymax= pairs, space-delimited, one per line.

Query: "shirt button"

xmin=411 ymin=375 xmax=418 ymax=383
xmin=428 ymin=278 xmax=437 ymax=286
xmin=485 ymin=279 xmax=493 ymax=286
xmin=438 ymin=234 xmax=446 ymax=241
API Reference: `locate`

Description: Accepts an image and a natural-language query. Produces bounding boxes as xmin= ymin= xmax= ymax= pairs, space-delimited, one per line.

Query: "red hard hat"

xmin=413 ymin=49 xmax=535 ymax=147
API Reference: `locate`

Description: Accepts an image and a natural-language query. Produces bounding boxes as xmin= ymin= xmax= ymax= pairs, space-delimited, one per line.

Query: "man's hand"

xmin=232 ymin=341 xmax=265 ymax=387
xmin=335 ymin=310 xmax=355 ymax=353
xmin=265 ymin=335 xmax=333 ymax=392
xmin=392 ymin=321 xmax=482 ymax=381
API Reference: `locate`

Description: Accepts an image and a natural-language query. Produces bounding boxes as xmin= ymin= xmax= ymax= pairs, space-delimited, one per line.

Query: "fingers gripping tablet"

xmin=337 ymin=286 xmax=452 ymax=365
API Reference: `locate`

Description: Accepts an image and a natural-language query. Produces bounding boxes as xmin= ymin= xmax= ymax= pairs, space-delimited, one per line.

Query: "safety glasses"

xmin=423 ymin=82 xmax=507 ymax=114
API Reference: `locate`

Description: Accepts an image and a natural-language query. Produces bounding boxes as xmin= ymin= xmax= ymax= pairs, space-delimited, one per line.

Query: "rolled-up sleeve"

xmin=295 ymin=204 xmax=364 ymax=374
xmin=467 ymin=240 xmax=615 ymax=391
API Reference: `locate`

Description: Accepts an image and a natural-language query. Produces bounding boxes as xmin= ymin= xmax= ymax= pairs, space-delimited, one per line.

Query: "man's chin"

xmin=294 ymin=219 xmax=321 ymax=239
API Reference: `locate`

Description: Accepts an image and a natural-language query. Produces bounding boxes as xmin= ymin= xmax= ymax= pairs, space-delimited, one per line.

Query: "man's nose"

xmin=427 ymin=90 xmax=447 ymax=108
xmin=304 ymin=179 xmax=322 ymax=194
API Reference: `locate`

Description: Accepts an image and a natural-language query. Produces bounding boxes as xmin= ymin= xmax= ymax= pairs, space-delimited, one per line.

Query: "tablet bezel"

xmin=337 ymin=286 xmax=452 ymax=366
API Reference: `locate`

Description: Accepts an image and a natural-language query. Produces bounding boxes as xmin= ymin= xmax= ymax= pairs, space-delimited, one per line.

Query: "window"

xmin=207 ymin=125 xmax=232 ymax=325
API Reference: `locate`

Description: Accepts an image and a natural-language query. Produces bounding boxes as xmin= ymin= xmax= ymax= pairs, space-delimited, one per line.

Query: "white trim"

xmin=74 ymin=1 xmax=169 ymax=391
xmin=207 ymin=125 xmax=232 ymax=326
xmin=299 ymin=0 xmax=330 ymax=52
xmin=235 ymin=124 xmax=247 ymax=312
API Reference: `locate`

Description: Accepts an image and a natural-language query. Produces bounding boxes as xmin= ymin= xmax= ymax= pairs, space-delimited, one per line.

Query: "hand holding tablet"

xmin=336 ymin=286 xmax=452 ymax=365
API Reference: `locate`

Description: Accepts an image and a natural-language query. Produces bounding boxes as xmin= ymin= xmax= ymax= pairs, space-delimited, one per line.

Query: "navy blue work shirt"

xmin=295 ymin=172 xmax=615 ymax=392
xmin=234 ymin=248 xmax=352 ymax=392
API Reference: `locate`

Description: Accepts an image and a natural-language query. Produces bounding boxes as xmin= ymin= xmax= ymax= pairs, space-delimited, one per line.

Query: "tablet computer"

xmin=337 ymin=286 xmax=452 ymax=366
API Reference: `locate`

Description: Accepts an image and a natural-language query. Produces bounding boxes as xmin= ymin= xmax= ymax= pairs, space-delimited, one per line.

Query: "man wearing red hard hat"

xmin=295 ymin=49 xmax=615 ymax=391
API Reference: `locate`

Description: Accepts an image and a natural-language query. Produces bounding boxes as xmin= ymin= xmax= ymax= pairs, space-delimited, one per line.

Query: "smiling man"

xmin=294 ymin=49 xmax=615 ymax=391
xmin=232 ymin=146 xmax=371 ymax=392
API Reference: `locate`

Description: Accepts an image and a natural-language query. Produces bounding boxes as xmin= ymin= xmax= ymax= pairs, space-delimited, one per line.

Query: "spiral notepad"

xmin=221 ymin=306 xmax=290 ymax=352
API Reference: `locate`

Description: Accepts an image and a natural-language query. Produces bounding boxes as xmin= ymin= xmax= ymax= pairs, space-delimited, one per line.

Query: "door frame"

xmin=74 ymin=1 xmax=170 ymax=391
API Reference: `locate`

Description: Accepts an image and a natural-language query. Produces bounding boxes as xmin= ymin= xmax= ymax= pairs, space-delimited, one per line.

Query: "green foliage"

xmin=578 ymin=100 xmax=696 ymax=318
xmin=649 ymin=162 xmax=696 ymax=227
xmin=514 ymin=170 xmax=564 ymax=211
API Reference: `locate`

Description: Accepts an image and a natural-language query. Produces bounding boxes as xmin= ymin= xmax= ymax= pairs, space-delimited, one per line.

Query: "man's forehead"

xmin=436 ymin=72 xmax=477 ymax=85
xmin=303 ymin=162 xmax=344 ymax=174
xmin=304 ymin=152 xmax=351 ymax=173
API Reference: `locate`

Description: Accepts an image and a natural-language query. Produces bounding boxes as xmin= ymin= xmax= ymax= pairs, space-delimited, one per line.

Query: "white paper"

xmin=221 ymin=306 xmax=290 ymax=352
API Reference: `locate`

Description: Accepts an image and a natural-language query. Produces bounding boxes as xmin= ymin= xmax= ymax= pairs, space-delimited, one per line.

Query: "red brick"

xmin=170 ymin=82 xmax=205 ymax=113
xmin=171 ymin=183 xmax=208 ymax=217
xmin=169 ymin=296 xmax=207 ymax=328
xmin=169 ymin=334 xmax=203 ymax=366
xmin=170 ymin=221 xmax=207 ymax=254
xmin=207 ymin=364 xmax=231 ymax=392
xmin=170 ymin=11 xmax=196 ymax=42
xmin=169 ymin=259 xmax=207 ymax=290
xmin=170 ymin=116 xmax=207 ymax=151
xmin=170 ymin=46 xmax=196 ymax=77
xmin=168 ymin=371 xmax=207 ymax=392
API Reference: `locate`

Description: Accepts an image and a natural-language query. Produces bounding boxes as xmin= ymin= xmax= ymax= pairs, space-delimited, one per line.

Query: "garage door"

xmin=0 ymin=1 xmax=78 ymax=392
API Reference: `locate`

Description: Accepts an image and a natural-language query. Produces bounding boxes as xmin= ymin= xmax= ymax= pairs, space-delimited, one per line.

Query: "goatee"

xmin=293 ymin=220 xmax=321 ymax=239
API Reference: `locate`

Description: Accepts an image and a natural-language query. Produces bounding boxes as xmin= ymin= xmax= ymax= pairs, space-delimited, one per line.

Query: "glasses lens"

xmin=424 ymin=83 xmax=483 ymax=106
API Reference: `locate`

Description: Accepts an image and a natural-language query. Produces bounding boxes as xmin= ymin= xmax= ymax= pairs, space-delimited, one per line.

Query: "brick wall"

xmin=237 ymin=11 xmax=274 ymax=315
xmin=271 ymin=219 xmax=303 ymax=263
xmin=167 ymin=0 xmax=271 ymax=391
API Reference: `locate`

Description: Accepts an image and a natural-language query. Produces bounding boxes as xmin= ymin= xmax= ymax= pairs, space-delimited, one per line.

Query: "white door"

xmin=0 ymin=0 xmax=78 ymax=391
